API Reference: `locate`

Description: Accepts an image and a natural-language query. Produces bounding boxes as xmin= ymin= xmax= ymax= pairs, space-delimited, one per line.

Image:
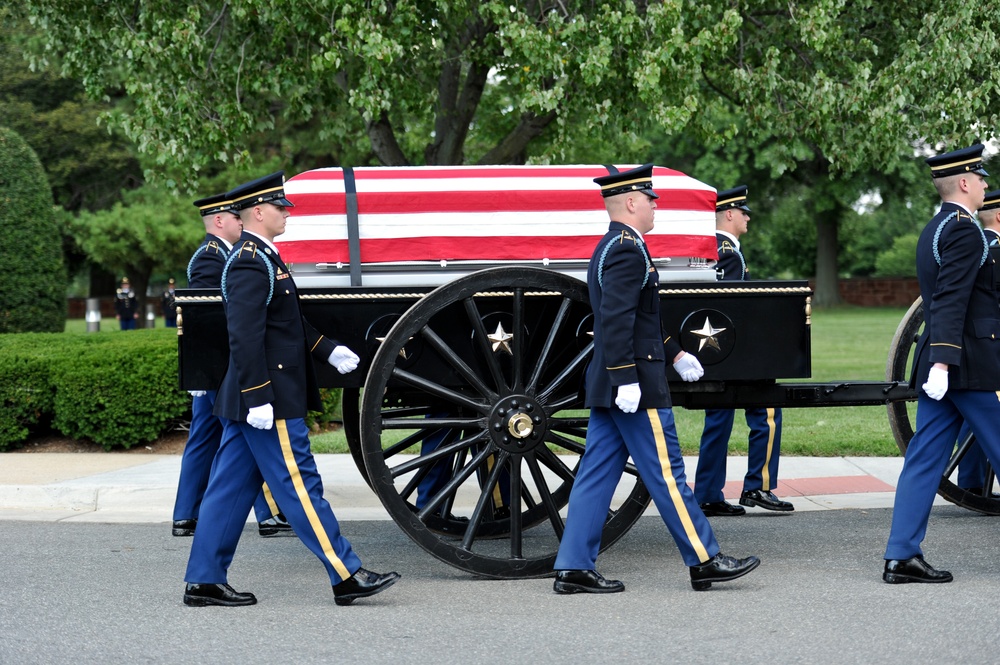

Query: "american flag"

xmin=280 ymin=165 xmax=717 ymax=265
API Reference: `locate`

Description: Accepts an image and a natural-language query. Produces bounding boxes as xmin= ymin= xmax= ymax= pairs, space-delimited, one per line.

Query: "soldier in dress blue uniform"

xmin=183 ymin=172 xmax=400 ymax=607
xmin=883 ymin=143 xmax=1000 ymax=584
xmin=114 ymin=277 xmax=139 ymax=330
xmin=694 ymin=186 xmax=793 ymax=516
xmin=171 ymin=193 xmax=293 ymax=540
xmin=953 ymin=188 xmax=1000 ymax=495
xmin=161 ymin=278 xmax=178 ymax=327
xmin=552 ymin=164 xmax=761 ymax=594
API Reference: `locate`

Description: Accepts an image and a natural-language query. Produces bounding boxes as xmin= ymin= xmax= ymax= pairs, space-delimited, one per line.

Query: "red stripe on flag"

xmin=276 ymin=234 xmax=718 ymax=264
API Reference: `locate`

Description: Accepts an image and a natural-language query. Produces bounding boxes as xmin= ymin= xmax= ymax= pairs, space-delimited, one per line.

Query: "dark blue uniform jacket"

xmin=214 ymin=232 xmax=337 ymax=422
xmin=911 ymin=202 xmax=1000 ymax=390
xmin=585 ymin=222 xmax=682 ymax=409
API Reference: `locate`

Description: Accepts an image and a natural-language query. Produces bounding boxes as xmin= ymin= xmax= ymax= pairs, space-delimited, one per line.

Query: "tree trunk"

xmin=813 ymin=206 xmax=842 ymax=307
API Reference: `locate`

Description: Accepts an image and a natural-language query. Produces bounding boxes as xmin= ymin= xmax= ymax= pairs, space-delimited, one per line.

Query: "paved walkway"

xmin=0 ymin=453 xmax=941 ymax=523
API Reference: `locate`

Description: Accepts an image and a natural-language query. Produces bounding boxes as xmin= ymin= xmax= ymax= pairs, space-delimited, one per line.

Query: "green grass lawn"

xmin=311 ymin=305 xmax=913 ymax=457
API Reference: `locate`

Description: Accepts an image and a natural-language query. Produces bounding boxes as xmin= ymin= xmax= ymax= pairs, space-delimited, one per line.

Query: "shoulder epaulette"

xmin=597 ymin=233 xmax=651 ymax=289
xmin=221 ymin=240 xmax=275 ymax=306
xmin=932 ymin=211 xmax=987 ymax=267
xmin=187 ymin=240 xmax=231 ymax=282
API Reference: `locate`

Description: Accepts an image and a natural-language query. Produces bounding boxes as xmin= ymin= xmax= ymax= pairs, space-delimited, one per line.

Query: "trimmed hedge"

xmin=0 ymin=329 xmax=343 ymax=451
xmin=0 ymin=126 xmax=68 ymax=332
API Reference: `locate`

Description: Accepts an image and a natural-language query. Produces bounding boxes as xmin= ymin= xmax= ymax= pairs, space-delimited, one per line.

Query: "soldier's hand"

xmin=247 ymin=403 xmax=274 ymax=430
xmin=188 ymin=390 xmax=207 ymax=398
xmin=922 ymin=365 xmax=949 ymax=401
xmin=673 ymin=352 xmax=705 ymax=382
xmin=615 ymin=383 xmax=641 ymax=413
xmin=329 ymin=346 xmax=360 ymax=374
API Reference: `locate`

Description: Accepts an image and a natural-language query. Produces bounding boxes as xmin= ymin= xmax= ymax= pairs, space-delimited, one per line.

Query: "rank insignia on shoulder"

xmin=237 ymin=241 xmax=258 ymax=259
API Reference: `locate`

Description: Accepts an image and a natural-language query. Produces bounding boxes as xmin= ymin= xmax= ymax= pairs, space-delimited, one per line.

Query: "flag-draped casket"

xmin=279 ymin=165 xmax=719 ymax=287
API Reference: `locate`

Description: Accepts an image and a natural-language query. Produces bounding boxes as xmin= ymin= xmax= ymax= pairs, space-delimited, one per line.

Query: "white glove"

xmin=922 ymin=366 xmax=949 ymax=401
xmin=673 ymin=352 xmax=705 ymax=382
xmin=247 ymin=403 xmax=274 ymax=430
xmin=188 ymin=390 xmax=207 ymax=398
xmin=328 ymin=345 xmax=360 ymax=374
xmin=615 ymin=383 xmax=641 ymax=413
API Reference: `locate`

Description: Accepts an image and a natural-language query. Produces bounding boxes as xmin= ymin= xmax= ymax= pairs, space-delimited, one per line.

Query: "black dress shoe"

xmin=333 ymin=568 xmax=401 ymax=605
xmin=258 ymin=513 xmax=295 ymax=537
xmin=553 ymin=569 xmax=625 ymax=594
xmin=739 ymin=489 xmax=794 ymax=512
xmin=172 ymin=519 xmax=197 ymax=537
xmin=700 ymin=501 xmax=746 ymax=517
xmin=883 ymin=556 xmax=953 ymax=584
xmin=183 ymin=583 xmax=257 ymax=607
xmin=690 ymin=553 xmax=761 ymax=590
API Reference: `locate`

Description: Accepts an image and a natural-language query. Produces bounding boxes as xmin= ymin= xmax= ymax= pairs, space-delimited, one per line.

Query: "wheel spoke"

xmin=525 ymin=452 xmax=565 ymax=540
xmin=417 ymin=445 xmax=493 ymax=520
xmin=464 ymin=296 xmax=509 ymax=393
xmin=390 ymin=367 xmax=490 ymax=414
xmin=526 ymin=295 xmax=572 ymax=393
xmin=509 ymin=456 xmax=524 ymax=559
xmin=537 ymin=341 xmax=594 ymax=402
xmin=512 ymin=288 xmax=524 ymax=391
xmin=534 ymin=446 xmax=576 ymax=484
xmin=421 ymin=324 xmax=498 ymax=402
xmin=945 ymin=431 xmax=976 ymax=479
xmin=460 ymin=451 xmax=510 ymax=551
xmin=381 ymin=416 xmax=483 ymax=430
xmin=545 ymin=430 xmax=586 ymax=455
xmin=390 ymin=431 xmax=489 ymax=478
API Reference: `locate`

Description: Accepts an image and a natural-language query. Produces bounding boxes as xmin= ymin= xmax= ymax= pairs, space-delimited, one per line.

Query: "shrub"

xmin=0 ymin=335 xmax=63 ymax=450
xmin=0 ymin=126 xmax=67 ymax=332
xmin=874 ymin=234 xmax=919 ymax=278
xmin=50 ymin=329 xmax=189 ymax=450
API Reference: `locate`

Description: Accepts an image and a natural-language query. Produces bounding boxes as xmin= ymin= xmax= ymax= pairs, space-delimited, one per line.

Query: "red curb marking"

xmin=711 ymin=475 xmax=896 ymax=499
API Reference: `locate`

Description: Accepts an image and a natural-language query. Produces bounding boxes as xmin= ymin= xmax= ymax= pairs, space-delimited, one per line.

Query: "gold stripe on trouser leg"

xmin=762 ymin=408 xmax=777 ymax=491
xmin=486 ymin=454 xmax=505 ymax=508
xmin=646 ymin=409 xmax=710 ymax=561
xmin=275 ymin=420 xmax=351 ymax=580
xmin=261 ymin=482 xmax=280 ymax=515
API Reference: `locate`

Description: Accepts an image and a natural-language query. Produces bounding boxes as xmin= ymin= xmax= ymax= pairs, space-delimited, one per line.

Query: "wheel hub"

xmin=490 ymin=395 xmax=546 ymax=452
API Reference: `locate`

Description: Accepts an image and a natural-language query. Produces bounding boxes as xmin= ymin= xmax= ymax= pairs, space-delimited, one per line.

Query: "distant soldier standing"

xmin=161 ymin=278 xmax=178 ymax=327
xmin=114 ymin=277 xmax=138 ymax=330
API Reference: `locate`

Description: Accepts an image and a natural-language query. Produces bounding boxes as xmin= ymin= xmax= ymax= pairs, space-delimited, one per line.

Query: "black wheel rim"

xmin=360 ymin=267 xmax=650 ymax=578
xmin=886 ymin=296 xmax=1000 ymax=514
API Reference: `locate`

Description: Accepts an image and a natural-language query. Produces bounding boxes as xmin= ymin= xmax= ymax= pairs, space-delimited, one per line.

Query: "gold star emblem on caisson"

xmin=487 ymin=322 xmax=514 ymax=355
xmin=690 ymin=317 xmax=726 ymax=352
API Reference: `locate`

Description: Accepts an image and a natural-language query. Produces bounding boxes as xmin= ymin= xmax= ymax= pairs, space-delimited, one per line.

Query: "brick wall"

xmin=806 ymin=278 xmax=920 ymax=307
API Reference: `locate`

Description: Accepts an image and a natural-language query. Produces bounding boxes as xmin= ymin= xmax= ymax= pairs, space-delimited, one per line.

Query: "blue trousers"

xmin=694 ymin=407 xmax=782 ymax=504
xmin=185 ymin=417 xmax=362 ymax=585
xmin=555 ymin=407 xmax=719 ymax=569
xmin=955 ymin=422 xmax=990 ymax=489
xmin=885 ymin=391 xmax=1000 ymax=560
xmin=119 ymin=318 xmax=136 ymax=331
xmin=172 ymin=391 xmax=277 ymax=524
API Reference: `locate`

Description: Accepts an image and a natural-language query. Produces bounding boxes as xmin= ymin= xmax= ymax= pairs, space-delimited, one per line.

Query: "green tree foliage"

xmin=0 ymin=10 xmax=141 ymax=212
xmin=14 ymin=1 xmax=729 ymax=176
xmin=0 ymin=126 xmax=67 ymax=333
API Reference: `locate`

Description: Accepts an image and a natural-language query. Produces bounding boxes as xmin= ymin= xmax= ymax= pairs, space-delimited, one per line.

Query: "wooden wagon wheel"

xmin=886 ymin=296 xmax=1000 ymax=515
xmin=360 ymin=267 xmax=651 ymax=579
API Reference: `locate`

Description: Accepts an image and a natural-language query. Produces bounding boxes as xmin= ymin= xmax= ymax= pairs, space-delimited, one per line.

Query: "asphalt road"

xmin=2 ymin=507 xmax=998 ymax=664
